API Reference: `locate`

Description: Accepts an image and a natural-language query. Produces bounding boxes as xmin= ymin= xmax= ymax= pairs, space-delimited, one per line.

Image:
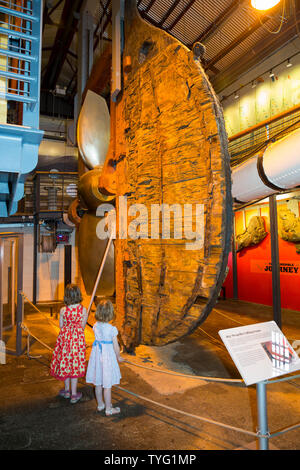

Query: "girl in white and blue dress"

xmin=86 ymin=299 xmax=124 ymax=416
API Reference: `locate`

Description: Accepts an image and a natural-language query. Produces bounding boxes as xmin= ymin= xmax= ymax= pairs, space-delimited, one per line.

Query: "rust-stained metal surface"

xmin=110 ymin=1 xmax=232 ymax=350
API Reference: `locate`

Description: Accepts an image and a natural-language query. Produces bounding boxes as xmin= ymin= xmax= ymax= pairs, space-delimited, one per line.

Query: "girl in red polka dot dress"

xmin=50 ymin=284 xmax=88 ymax=404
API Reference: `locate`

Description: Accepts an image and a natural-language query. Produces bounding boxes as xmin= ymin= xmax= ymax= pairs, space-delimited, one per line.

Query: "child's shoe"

xmin=59 ymin=389 xmax=70 ymax=399
xmin=105 ymin=407 xmax=120 ymax=416
xmin=70 ymin=392 xmax=82 ymax=404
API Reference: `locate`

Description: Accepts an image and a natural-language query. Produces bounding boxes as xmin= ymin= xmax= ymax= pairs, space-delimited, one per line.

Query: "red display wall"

xmin=223 ymin=202 xmax=300 ymax=312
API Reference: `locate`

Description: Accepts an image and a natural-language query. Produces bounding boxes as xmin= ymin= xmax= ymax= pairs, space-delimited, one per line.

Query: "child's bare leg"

xmin=95 ymin=385 xmax=104 ymax=408
xmin=64 ymin=378 xmax=70 ymax=392
xmin=103 ymin=387 xmax=112 ymax=409
xmin=104 ymin=387 xmax=120 ymax=415
xmin=71 ymin=378 xmax=78 ymax=396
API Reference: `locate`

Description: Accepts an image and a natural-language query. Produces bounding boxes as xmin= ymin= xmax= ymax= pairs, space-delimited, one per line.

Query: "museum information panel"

xmin=219 ymin=321 xmax=300 ymax=386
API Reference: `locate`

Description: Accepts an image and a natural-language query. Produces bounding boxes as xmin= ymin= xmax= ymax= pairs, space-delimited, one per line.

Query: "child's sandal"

xmin=105 ymin=407 xmax=120 ymax=416
xmin=59 ymin=389 xmax=70 ymax=399
xmin=70 ymin=392 xmax=82 ymax=404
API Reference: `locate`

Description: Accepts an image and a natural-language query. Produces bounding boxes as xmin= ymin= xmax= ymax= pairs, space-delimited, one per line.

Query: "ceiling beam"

xmin=48 ymin=0 xmax=64 ymax=17
xmin=66 ymin=70 xmax=77 ymax=94
xmin=212 ymin=14 xmax=300 ymax=94
xmin=158 ymin=0 xmax=181 ymax=27
xmin=190 ymin=0 xmax=243 ymax=47
xmin=42 ymin=0 xmax=64 ymax=32
xmin=42 ymin=2 xmax=49 ymax=33
xmin=205 ymin=10 xmax=279 ymax=71
xmin=94 ymin=0 xmax=111 ymax=38
xmin=166 ymin=0 xmax=197 ymax=32
xmin=93 ymin=11 xmax=112 ymax=51
xmin=67 ymin=1 xmax=112 ymax=102
xmin=42 ymin=0 xmax=82 ymax=91
xmin=143 ymin=0 xmax=157 ymax=15
xmin=67 ymin=50 xmax=77 ymax=59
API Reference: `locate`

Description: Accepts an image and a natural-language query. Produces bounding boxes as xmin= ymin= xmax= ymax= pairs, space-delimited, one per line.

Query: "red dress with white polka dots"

xmin=50 ymin=304 xmax=86 ymax=380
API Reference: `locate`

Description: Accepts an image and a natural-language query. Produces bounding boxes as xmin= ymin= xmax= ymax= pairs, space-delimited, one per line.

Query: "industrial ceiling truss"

xmin=41 ymin=0 xmax=300 ymax=104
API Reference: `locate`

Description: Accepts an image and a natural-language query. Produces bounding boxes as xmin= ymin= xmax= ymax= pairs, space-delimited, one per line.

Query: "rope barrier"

xmin=19 ymin=324 xmax=257 ymax=436
xmin=213 ymin=307 xmax=299 ymax=343
xmin=20 ymin=291 xmax=95 ymax=330
xmin=20 ymin=292 xmax=60 ymax=332
xmin=268 ymin=422 xmax=300 ymax=439
xmin=20 ymin=320 xmax=244 ymax=384
xmin=213 ymin=308 xmax=246 ymax=326
xmin=18 ymin=329 xmax=260 ymax=440
xmin=123 ymin=359 xmax=243 ymax=384
xmin=21 ymin=323 xmax=54 ymax=353
xmin=197 ymin=326 xmax=228 ymax=351
xmin=115 ymin=385 xmax=258 ymax=438
xmin=19 ymin=319 xmax=300 ymax=444
xmin=19 ymin=332 xmax=300 ymax=443
xmin=20 ymin=292 xmax=300 ymax=388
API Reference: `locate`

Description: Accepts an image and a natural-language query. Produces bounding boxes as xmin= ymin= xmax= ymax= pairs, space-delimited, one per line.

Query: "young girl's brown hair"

xmin=95 ymin=299 xmax=114 ymax=323
xmin=64 ymin=284 xmax=83 ymax=306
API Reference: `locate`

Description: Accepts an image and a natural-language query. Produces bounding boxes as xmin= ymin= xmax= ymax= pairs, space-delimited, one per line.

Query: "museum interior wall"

xmin=221 ymin=46 xmax=300 ymax=311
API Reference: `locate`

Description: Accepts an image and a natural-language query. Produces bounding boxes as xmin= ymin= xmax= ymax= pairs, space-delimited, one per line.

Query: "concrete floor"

xmin=1 ymin=299 xmax=300 ymax=451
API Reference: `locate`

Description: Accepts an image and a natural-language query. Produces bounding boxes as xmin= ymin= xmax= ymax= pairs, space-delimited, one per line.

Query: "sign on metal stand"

xmin=219 ymin=321 xmax=300 ymax=450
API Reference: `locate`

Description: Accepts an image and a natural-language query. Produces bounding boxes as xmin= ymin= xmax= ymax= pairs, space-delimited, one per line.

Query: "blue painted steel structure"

xmin=0 ymin=0 xmax=43 ymax=217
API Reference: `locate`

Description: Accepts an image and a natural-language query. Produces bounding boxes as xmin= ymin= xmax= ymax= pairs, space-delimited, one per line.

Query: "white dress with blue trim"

xmin=86 ymin=322 xmax=121 ymax=388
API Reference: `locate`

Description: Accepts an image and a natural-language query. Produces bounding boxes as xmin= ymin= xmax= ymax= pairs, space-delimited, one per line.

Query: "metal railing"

xmin=229 ymin=105 xmax=300 ymax=168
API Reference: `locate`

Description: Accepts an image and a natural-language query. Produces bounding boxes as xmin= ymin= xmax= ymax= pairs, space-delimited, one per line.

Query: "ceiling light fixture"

xmin=286 ymin=58 xmax=292 ymax=68
xmin=269 ymin=69 xmax=274 ymax=78
xmin=251 ymin=0 xmax=280 ymax=11
xmin=252 ymin=80 xmax=257 ymax=88
xmin=234 ymin=91 xmax=239 ymax=99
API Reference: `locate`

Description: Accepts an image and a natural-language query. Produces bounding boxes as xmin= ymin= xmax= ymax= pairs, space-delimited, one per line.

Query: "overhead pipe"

xmin=232 ymin=128 xmax=300 ymax=204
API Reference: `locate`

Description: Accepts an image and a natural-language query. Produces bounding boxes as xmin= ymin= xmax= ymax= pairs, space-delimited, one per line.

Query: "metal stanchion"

xmin=256 ymin=381 xmax=269 ymax=450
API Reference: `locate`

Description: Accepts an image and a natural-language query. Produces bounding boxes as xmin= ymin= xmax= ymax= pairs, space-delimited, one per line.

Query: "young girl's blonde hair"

xmin=95 ymin=299 xmax=114 ymax=322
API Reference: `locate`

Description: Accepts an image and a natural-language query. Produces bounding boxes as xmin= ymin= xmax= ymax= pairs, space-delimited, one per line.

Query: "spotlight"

xmin=269 ymin=70 xmax=274 ymax=78
xmin=252 ymin=80 xmax=257 ymax=88
xmin=251 ymin=0 xmax=280 ymax=10
xmin=286 ymin=58 xmax=292 ymax=68
xmin=234 ymin=91 xmax=239 ymax=99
